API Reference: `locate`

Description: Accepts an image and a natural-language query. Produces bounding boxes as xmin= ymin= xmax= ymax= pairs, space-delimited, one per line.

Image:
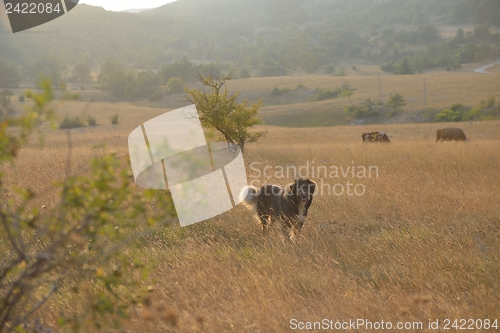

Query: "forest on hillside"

xmin=0 ymin=0 xmax=499 ymax=94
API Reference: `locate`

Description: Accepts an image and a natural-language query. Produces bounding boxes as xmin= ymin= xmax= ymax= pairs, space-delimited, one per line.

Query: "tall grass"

xmin=59 ymin=114 xmax=85 ymax=129
xmin=7 ymin=121 xmax=499 ymax=332
xmin=86 ymin=114 xmax=98 ymax=126
xmin=110 ymin=113 xmax=119 ymax=125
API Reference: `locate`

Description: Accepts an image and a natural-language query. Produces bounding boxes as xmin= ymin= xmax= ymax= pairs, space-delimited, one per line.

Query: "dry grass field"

xmin=6 ymin=58 xmax=500 ymax=130
xmin=225 ymin=64 xmax=500 ymax=127
xmin=4 ymin=101 xmax=500 ymax=331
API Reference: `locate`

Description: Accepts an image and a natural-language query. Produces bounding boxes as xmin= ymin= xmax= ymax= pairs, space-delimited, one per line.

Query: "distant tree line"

xmin=0 ymin=0 xmax=499 ymax=87
xmin=380 ymin=24 xmax=500 ymax=74
xmin=344 ymin=93 xmax=406 ymax=120
xmin=97 ymin=57 xmax=222 ymax=101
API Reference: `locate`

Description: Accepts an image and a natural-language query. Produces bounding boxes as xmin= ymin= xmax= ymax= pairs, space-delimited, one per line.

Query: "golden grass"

xmin=6 ymin=115 xmax=499 ymax=331
xmin=220 ymin=65 xmax=500 ymax=127
xmin=7 ymin=62 xmax=500 ymax=129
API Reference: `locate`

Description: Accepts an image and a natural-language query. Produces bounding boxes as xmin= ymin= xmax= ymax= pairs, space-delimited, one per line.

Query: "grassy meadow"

xmin=3 ymin=69 xmax=500 ymax=331
xmin=226 ymin=64 xmax=500 ymax=127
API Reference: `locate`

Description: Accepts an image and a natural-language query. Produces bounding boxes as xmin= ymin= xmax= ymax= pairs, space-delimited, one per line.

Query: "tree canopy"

xmin=185 ymin=74 xmax=264 ymax=152
xmin=0 ymin=0 xmax=498 ymax=78
xmin=386 ymin=93 xmax=407 ymax=116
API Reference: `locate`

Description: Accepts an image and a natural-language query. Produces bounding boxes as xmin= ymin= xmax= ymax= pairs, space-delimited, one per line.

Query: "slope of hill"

xmin=0 ymin=0 xmax=498 ymax=67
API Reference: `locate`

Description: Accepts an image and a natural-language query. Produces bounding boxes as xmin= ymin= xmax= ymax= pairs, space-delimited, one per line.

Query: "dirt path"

xmin=473 ymin=60 xmax=500 ymax=74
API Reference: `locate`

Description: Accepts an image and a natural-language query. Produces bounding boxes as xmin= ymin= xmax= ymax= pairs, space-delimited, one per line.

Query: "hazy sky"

xmin=79 ymin=0 xmax=177 ymax=11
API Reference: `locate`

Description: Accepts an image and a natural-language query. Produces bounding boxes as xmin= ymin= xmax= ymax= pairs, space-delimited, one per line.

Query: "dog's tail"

xmin=239 ymin=186 xmax=259 ymax=209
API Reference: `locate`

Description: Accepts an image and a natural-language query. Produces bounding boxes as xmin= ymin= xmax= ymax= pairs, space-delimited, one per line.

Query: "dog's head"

xmin=288 ymin=178 xmax=316 ymax=203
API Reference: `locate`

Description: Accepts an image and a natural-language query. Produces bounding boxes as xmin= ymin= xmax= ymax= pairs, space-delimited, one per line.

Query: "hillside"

xmin=1 ymin=0 xmax=500 ymax=128
xmin=0 ymin=0 xmax=499 ymax=68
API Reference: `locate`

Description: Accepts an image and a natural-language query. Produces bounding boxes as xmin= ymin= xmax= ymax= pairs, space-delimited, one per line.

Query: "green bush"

xmin=435 ymin=109 xmax=464 ymax=122
xmin=313 ymin=83 xmax=352 ymax=101
xmin=434 ymin=99 xmax=500 ymax=122
xmin=87 ymin=114 xmax=98 ymax=126
xmin=59 ymin=114 xmax=85 ymax=129
xmin=324 ymin=65 xmax=335 ymax=74
xmin=344 ymin=104 xmax=374 ymax=119
xmin=313 ymin=89 xmax=338 ymax=101
xmin=167 ymin=77 xmax=185 ymax=94
xmin=110 ymin=113 xmax=119 ymax=125
xmin=271 ymin=87 xmax=290 ymax=96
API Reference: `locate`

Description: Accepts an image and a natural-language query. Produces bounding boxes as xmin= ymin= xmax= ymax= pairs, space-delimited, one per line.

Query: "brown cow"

xmin=435 ymin=128 xmax=468 ymax=142
xmin=362 ymin=132 xmax=391 ymax=143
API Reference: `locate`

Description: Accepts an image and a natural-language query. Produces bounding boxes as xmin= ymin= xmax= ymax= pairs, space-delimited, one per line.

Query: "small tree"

xmin=185 ymin=73 xmax=264 ymax=152
xmin=71 ymin=62 xmax=93 ymax=82
xmin=167 ymin=77 xmax=185 ymax=94
xmin=394 ymin=57 xmax=414 ymax=75
xmin=110 ymin=113 xmax=119 ymax=125
xmin=386 ymin=93 xmax=406 ymax=117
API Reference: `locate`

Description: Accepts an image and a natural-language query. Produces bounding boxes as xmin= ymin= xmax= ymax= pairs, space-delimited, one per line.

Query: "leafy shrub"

xmin=59 ymin=114 xmax=85 ymax=129
xmin=313 ymin=89 xmax=338 ymax=101
xmin=434 ymin=99 xmax=500 ymax=122
xmin=344 ymin=98 xmax=381 ymax=120
xmin=324 ymin=65 xmax=335 ymax=74
xmin=110 ymin=113 xmax=119 ymax=125
xmin=345 ymin=104 xmax=374 ymax=119
xmin=167 ymin=77 xmax=185 ymax=94
xmin=312 ymin=83 xmax=352 ymax=101
xmin=87 ymin=114 xmax=98 ymax=126
xmin=271 ymin=87 xmax=290 ymax=96
xmin=450 ymin=103 xmax=466 ymax=112
xmin=435 ymin=109 xmax=464 ymax=122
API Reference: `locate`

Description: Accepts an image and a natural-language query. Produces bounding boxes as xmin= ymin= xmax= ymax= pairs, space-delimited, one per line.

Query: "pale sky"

xmin=78 ymin=0 xmax=177 ymax=12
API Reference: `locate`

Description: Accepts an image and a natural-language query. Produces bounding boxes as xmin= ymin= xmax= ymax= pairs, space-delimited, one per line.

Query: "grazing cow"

xmin=362 ymin=132 xmax=391 ymax=143
xmin=435 ymin=128 xmax=468 ymax=142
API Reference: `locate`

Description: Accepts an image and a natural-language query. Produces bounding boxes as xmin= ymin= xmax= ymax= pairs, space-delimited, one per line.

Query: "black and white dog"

xmin=239 ymin=178 xmax=316 ymax=239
